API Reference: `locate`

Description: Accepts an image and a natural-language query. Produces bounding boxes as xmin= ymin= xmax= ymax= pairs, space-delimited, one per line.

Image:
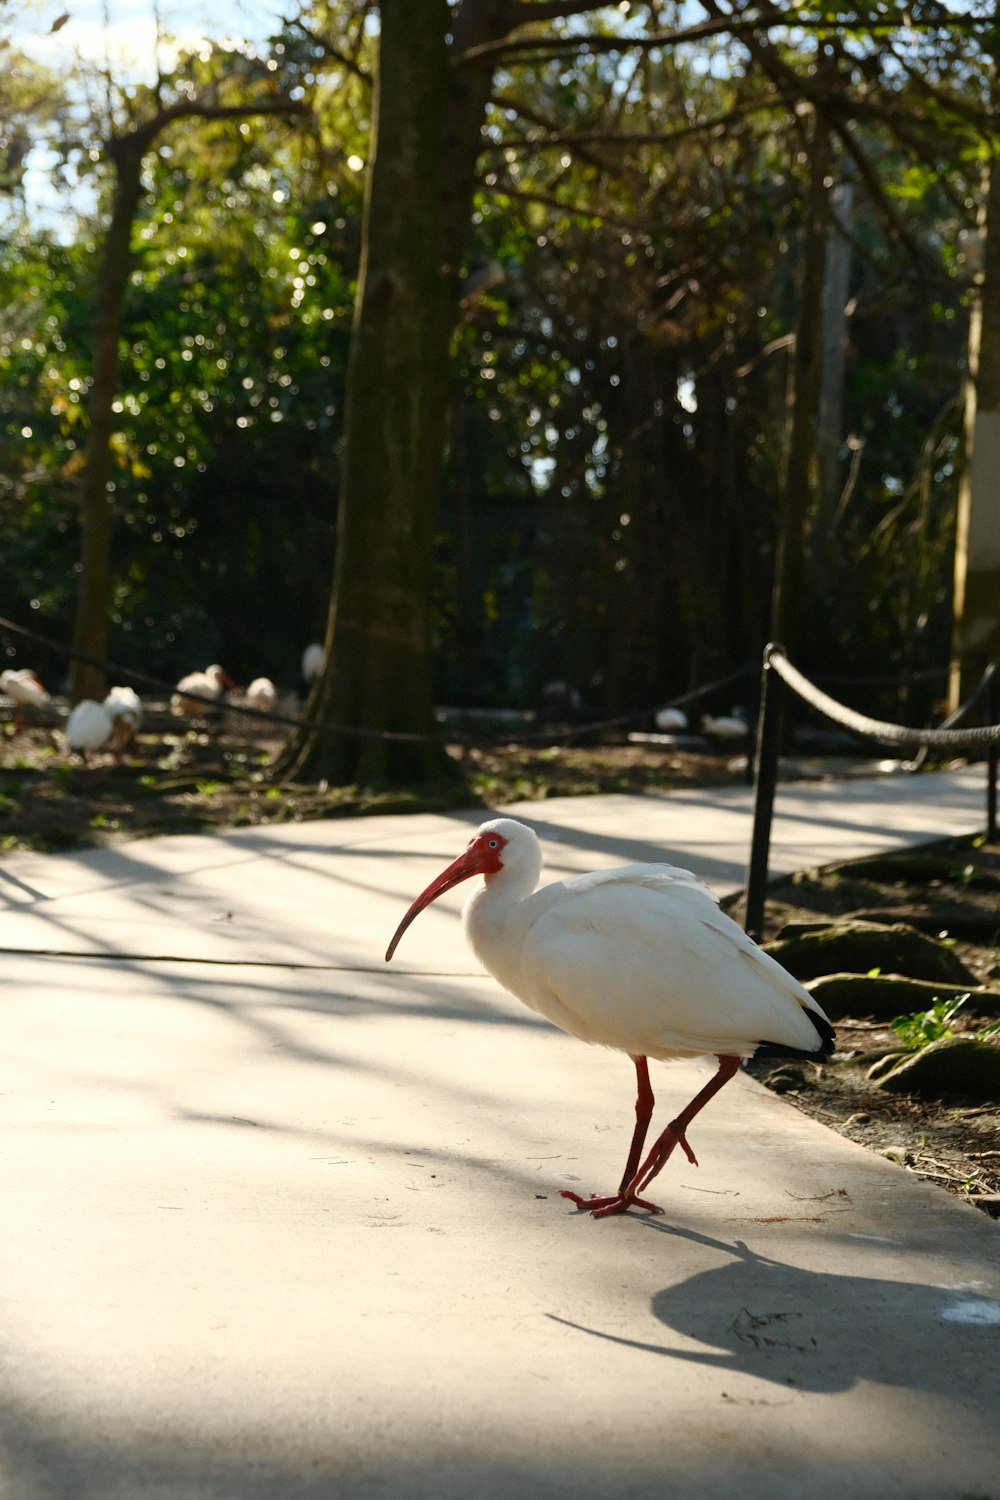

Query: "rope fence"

xmin=6 ymin=612 xmax=996 ymax=915
xmin=742 ymin=643 xmax=1000 ymax=939
xmin=0 ymin=609 xmax=754 ymax=750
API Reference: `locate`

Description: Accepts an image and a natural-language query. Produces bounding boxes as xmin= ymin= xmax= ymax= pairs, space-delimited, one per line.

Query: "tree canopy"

xmin=0 ymin=0 xmax=995 ymax=772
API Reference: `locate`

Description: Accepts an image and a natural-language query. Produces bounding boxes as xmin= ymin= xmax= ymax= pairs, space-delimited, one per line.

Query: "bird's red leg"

xmin=560 ymin=1056 xmax=665 ymax=1216
xmin=628 ymin=1054 xmax=741 ymax=1199
xmin=562 ymin=1054 xmax=742 ymax=1219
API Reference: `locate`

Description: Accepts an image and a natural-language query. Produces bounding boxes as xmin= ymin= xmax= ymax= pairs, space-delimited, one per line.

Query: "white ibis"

xmin=301 ymin=643 xmax=325 ymax=692
xmin=386 ymin=818 xmax=834 ymax=1219
xmin=170 ymin=663 xmax=236 ymax=717
xmin=244 ymin=676 xmax=277 ymax=713
xmin=654 ymin=705 xmax=688 ymax=733
xmin=1 ymin=668 xmax=50 ymax=731
xmin=701 ymin=707 xmax=749 ymax=739
xmin=66 ymin=686 xmax=142 ymax=763
xmin=104 ymin=685 xmax=142 ymax=756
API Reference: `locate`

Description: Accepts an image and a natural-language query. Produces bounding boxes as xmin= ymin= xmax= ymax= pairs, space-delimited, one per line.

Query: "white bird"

xmin=65 ymin=700 xmax=113 ymax=761
xmin=65 ymin=687 xmax=142 ymax=762
xmin=701 ymin=706 xmax=750 ymax=739
xmin=244 ymin=676 xmax=277 ymax=713
xmin=104 ymin=685 xmax=142 ymax=756
xmin=302 ymin=643 xmax=325 ymax=690
xmin=1 ymin=668 xmax=50 ymax=731
xmin=386 ymin=817 xmax=834 ymax=1219
xmin=654 ymin=705 xmax=688 ymax=733
xmin=171 ymin=663 xmax=236 ymax=717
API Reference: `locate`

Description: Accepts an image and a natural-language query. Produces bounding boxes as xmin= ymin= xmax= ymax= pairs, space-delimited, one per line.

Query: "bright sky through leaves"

xmin=11 ymin=0 xmax=289 ymax=229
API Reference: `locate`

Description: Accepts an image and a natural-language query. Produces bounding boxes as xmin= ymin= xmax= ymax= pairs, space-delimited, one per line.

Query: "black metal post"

xmin=742 ymin=644 xmax=785 ymax=941
xmin=988 ymin=664 xmax=998 ymax=845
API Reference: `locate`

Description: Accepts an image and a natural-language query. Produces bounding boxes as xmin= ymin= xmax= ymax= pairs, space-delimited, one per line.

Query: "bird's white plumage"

xmin=105 ymin=684 xmax=142 ymax=725
xmin=66 ymin=687 xmax=142 ymax=758
xmin=245 ymin=676 xmax=277 ymax=712
xmin=701 ymin=708 xmax=749 ymax=739
xmin=461 ymin=818 xmax=827 ymax=1063
xmin=302 ymin=643 xmax=325 ymax=685
xmin=1 ymin=669 xmax=49 ymax=707
xmin=171 ymin=664 xmax=231 ymax=716
xmin=66 ymin=699 xmax=114 ymax=752
xmin=654 ymin=706 xmax=688 ymax=732
xmin=104 ymin=685 xmax=142 ymax=752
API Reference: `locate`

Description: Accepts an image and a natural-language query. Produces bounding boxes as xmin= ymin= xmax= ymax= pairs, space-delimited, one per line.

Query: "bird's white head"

xmin=385 ymin=818 xmax=541 ymax=962
xmin=207 ymin=664 xmax=238 ymax=692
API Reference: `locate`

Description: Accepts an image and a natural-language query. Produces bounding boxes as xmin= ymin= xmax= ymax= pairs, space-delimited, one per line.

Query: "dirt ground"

xmin=739 ymin=844 xmax=1000 ymax=1221
xmin=2 ymin=712 xmax=998 ymax=1220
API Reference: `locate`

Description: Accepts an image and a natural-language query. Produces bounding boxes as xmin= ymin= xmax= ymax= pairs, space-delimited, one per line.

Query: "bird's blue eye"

xmin=488 ymin=839 xmax=499 ymax=848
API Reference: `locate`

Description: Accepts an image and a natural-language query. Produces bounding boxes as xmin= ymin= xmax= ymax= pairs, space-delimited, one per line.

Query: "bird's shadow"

xmin=549 ymin=1223 xmax=1000 ymax=1397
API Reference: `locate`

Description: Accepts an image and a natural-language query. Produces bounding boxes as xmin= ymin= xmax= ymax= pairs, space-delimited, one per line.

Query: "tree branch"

xmin=458 ymin=6 xmax=994 ymax=65
xmin=508 ymin=0 xmax=620 ymax=20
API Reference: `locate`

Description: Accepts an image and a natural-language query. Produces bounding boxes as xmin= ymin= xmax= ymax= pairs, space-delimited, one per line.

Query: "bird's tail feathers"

xmin=754 ymin=1008 xmax=835 ymax=1062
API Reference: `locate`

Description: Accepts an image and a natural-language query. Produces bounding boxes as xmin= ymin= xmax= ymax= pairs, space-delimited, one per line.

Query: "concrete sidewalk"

xmin=0 ymin=767 xmax=998 ymax=1499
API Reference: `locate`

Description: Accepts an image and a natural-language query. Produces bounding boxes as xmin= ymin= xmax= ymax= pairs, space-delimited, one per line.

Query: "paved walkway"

xmin=0 ymin=766 xmax=997 ymax=1499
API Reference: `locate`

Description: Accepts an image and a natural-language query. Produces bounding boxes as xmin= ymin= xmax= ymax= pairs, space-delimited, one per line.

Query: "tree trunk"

xmin=280 ymin=0 xmax=510 ymax=785
xmin=70 ymin=94 xmax=307 ymax=708
xmin=949 ymin=46 xmax=1000 ymax=708
xmin=769 ymin=99 xmax=831 ymax=656
xmin=815 ymin=179 xmax=854 ymax=555
xmin=70 ymin=133 xmax=147 ymax=705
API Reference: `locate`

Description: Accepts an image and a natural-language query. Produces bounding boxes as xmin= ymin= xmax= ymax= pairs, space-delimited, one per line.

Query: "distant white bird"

xmin=386 ymin=818 xmax=834 ymax=1219
xmin=302 ymin=643 xmax=325 ymax=689
xmin=104 ymin=685 xmax=142 ymax=756
xmin=66 ymin=700 xmax=112 ymax=761
xmin=701 ymin=706 xmax=750 ymax=740
xmin=654 ymin=706 xmax=688 ymax=733
xmin=65 ymin=686 xmax=143 ymax=762
xmin=245 ymin=676 xmax=277 ymax=713
xmin=171 ymin=663 xmax=236 ymax=717
xmin=1 ymin=668 xmax=50 ymax=731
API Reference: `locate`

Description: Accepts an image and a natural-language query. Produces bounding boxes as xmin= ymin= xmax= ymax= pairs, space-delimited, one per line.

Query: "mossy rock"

xmin=763 ymin=920 xmax=976 ymax=986
xmin=866 ymin=1051 xmax=910 ymax=1082
xmin=805 ymin=972 xmax=1000 ymax=1022
xmin=873 ymin=1036 xmax=1000 ymax=1101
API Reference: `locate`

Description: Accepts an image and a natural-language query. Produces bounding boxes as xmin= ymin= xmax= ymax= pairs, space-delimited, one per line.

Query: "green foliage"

xmin=0 ymin=58 xmax=356 ymax=685
xmin=891 ymin=995 xmax=970 ymax=1051
xmin=0 ymin=5 xmax=993 ymax=717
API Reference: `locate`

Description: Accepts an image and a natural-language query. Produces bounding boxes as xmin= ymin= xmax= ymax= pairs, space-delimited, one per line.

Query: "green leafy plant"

xmin=890 ymin=994 xmax=970 ymax=1051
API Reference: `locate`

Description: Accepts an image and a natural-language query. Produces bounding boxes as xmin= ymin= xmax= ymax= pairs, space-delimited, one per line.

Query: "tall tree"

xmin=950 ymin=35 xmax=1000 ymax=706
xmin=284 ymin=0 xmax=995 ymax=784
xmin=69 ymin=52 xmax=309 ymax=704
xmin=281 ymin=0 xmax=452 ymax=783
xmin=280 ymin=0 xmax=594 ymax=782
xmin=282 ymin=0 xmax=732 ymax=783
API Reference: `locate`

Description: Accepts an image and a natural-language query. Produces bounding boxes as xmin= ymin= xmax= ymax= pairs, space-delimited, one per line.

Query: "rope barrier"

xmin=742 ymin=643 xmax=999 ymax=940
xmin=765 ymin=644 xmax=1000 ymax=750
xmin=0 ymin=609 xmax=750 ymax=749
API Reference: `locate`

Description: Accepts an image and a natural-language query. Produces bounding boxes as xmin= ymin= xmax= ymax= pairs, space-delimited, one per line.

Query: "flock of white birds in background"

xmin=3 ymin=644 xmax=746 ymax=764
xmin=653 ymin=703 xmax=750 ymax=739
xmin=0 ymin=647 xmax=331 ymax=765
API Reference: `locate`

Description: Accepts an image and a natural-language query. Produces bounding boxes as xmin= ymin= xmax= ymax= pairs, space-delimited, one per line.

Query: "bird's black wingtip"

xmin=754 ymin=1008 xmax=836 ymax=1063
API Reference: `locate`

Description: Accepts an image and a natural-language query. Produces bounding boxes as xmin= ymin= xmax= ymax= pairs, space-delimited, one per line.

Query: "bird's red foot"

xmin=558 ymin=1188 xmax=664 ymax=1218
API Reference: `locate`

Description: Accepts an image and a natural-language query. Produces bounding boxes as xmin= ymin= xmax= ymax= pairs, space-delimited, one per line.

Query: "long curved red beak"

xmin=385 ymin=847 xmax=484 ymax=962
